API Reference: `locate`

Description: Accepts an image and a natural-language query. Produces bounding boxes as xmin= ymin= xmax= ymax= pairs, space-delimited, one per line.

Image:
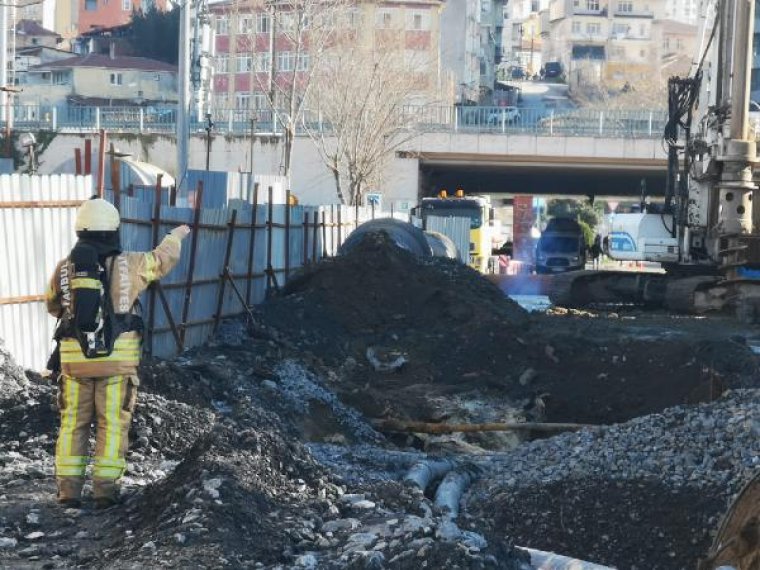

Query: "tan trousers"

xmin=55 ymin=374 xmax=139 ymax=501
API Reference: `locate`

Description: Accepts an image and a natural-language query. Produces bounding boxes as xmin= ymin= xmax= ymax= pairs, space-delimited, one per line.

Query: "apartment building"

xmin=658 ymin=18 xmax=697 ymax=77
xmin=209 ymin=0 xmax=445 ymax=110
xmin=662 ymin=0 xmax=698 ymax=24
xmin=440 ymin=0 xmax=505 ymax=104
xmin=504 ymin=0 xmax=550 ymax=75
xmin=542 ymin=0 xmax=664 ymax=88
xmin=23 ymin=52 xmax=176 ymax=105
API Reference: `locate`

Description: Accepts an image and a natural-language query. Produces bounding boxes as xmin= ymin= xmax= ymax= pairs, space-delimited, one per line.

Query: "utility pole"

xmin=529 ymin=31 xmax=535 ymax=76
xmin=177 ymin=0 xmax=192 ymax=192
xmin=204 ymin=112 xmax=213 ymax=171
xmin=0 ymin=3 xmax=8 ymax=124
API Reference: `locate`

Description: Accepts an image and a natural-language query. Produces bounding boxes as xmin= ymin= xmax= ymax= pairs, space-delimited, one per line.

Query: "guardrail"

xmin=6 ymin=103 xmax=668 ymax=139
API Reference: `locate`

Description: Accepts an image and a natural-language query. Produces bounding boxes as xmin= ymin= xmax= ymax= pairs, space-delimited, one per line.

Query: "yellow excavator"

xmin=699 ymin=473 xmax=759 ymax=569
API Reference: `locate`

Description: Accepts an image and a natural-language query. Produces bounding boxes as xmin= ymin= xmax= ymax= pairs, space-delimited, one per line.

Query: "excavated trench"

xmin=1 ymin=233 xmax=758 ymax=569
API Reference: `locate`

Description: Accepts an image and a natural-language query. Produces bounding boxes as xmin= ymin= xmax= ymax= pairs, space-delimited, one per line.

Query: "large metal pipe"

xmin=176 ymin=0 xmax=192 ymax=192
xmin=729 ymin=0 xmax=755 ymax=141
xmin=716 ymin=0 xmax=735 ymax=106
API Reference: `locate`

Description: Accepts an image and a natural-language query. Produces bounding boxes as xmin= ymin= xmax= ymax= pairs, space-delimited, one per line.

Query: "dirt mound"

xmin=480 ymin=477 xmax=726 ymax=569
xmin=260 ymin=233 xmax=759 ymax=434
xmin=261 ymin=232 xmax=538 ymax=424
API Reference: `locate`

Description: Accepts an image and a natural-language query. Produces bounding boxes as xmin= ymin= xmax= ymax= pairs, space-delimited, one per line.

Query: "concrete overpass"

xmin=28 ymin=107 xmax=667 ymax=206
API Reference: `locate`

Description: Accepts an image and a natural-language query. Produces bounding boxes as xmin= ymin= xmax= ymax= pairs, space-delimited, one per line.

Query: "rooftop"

xmin=30 ymin=53 xmax=177 ymax=72
xmin=15 ymin=19 xmax=59 ymax=38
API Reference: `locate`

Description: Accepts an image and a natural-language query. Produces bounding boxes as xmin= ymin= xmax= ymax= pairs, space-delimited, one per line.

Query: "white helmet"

xmin=75 ymin=198 xmax=120 ymax=232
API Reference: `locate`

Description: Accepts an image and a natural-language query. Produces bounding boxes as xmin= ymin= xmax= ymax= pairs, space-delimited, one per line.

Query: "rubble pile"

xmin=469 ymin=389 xmax=760 ymax=569
xmin=0 ymin=339 xmax=30 ymax=403
xmin=0 ymin=233 xmax=758 ymax=568
xmin=262 ymin=233 xmax=758 ymax=429
xmin=0 ymin=336 xmax=529 ymax=568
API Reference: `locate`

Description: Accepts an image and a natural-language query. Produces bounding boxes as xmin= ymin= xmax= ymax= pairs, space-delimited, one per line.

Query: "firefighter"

xmin=45 ymin=197 xmax=190 ymax=508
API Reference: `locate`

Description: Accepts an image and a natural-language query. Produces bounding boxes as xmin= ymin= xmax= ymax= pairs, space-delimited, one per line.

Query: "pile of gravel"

xmin=0 ymin=339 xmax=29 ymax=403
xmin=469 ymin=389 xmax=760 ymax=568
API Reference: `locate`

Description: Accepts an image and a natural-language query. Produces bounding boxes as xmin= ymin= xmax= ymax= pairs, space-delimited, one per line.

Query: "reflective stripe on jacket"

xmin=46 ymin=233 xmax=182 ymax=377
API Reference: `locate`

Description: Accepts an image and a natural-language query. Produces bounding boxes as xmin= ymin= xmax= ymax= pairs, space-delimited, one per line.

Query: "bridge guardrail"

xmin=6 ymin=103 xmax=668 ymax=139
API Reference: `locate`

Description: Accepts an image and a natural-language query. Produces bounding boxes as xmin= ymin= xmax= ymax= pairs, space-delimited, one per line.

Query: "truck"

xmin=416 ymin=191 xmax=495 ymax=273
xmin=535 ymin=218 xmax=587 ymax=274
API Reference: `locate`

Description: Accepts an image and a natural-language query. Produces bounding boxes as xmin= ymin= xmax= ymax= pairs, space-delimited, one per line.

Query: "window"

xmin=408 ymin=11 xmax=429 ymax=31
xmin=586 ymin=22 xmax=601 ymax=35
xmin=215 ymin=55 xmax=229 ymax=73
xmin=531 ymin=0 xmax=540 ymax=11
xmin=236 ymin=55 xmax=252 ymax=73
xmin=252 ymin=92 xmax=268 ymax=109
xmin=376 ymin=10 xmax=392 ymax=28
xmin=277 ymin=52 xmax=295 ymax=71
xmin=676 ymin=37 xmax=684 ymax=49
xmin=256 ymin=12 xmax=270 ymax=34
xmin=573 ymin=0 xmax=580 ymax=6
xmin=586 ymin=0 xmax=599 ymax=10
xmin=236 ymin=92 xmax=250 ymax=108
xmin=52 ymin=71 xmax=68 ymax=85
xmin=110 ymin=72 xmax=123 ymax=86
xmin=297 ymin=53 xmax=309 ymax=71
xmin=617 ymin=0 xmax=633 ymax=11
xmin=663 ymin=37 xmax=671 ymax=49
xmin=255 ymin=52 xmax=271 ymax=72
xmin=610 ymin=46 xmax=625 ymax=58
xmin=347 ymin=8 xmax=362 ymax=28
xmin=280 ymin=13 xmax=295 ymax=33
xmin=639 ymin=48 xmax=647 ymax=57
xmin=215 ymin=93 xmax=229 ymax=109
xmin=238 ymin=16 xmax=253 ymax=34
xmin=572 ymin=21 xmax=581 ymax=33
xmin=85 ymin=0 xmax=97 ymax=11
xmin=639 ymin=23 xmax=646 ymax=36
xmin=122 ymin=0 xmax=131 ymax=11
xmin=215 ymin=15 xmax=229 ymax=35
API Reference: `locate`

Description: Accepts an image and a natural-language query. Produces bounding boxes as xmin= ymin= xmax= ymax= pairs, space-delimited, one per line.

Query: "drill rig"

xmin=558 ymin=0 xmax=760 ymax=320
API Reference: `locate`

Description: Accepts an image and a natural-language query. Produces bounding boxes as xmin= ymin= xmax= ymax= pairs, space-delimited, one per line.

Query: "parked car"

xmin=543 ymin=61 xmax=563 ymax=79
xmin=487 ymin=107 xmax=521 ymax=125
xmin=511 ymin=67 xmax=526 ymax=79
xmin=749 ymin=100 xmax=760 ymax=136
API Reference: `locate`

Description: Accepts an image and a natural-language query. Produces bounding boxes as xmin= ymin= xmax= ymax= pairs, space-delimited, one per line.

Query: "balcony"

xmin=570 ymin=32 xmax=607 ymax=43
xmin=573 ymin=7 xmax=608 ymax=16
xmin=609 ymin=32 xmax=651 ymax=41
xmin=613 ymin=8 xmax=654 ymax=17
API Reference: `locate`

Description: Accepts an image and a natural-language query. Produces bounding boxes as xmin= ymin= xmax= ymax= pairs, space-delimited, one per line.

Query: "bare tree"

xmin=231 ymin=0 xmax=347 ymax=178
xmin=305 ymin=39 xmax=431 ymax=205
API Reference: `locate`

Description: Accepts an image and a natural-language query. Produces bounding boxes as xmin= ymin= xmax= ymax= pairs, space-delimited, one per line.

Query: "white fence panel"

xmin=0 ymin=173 xmax=417 ymax=366
xmin=0 ymin=174 xmax=93 ymax=370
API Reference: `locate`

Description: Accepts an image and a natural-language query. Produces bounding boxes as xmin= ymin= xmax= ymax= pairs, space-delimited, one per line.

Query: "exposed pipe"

xmin=433 ymin=467 xmax=478 ymax=519
xmin=403 ymin=459 xmax=457 ymax=491
xmin=522 ymin=547 xmax=617 ymax=570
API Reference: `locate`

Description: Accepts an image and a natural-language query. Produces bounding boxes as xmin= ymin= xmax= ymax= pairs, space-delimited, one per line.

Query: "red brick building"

xmin=208 ymin=0 xmax=444 ymax=110
xmin=78 ymin=0 xmax=167 ymax=34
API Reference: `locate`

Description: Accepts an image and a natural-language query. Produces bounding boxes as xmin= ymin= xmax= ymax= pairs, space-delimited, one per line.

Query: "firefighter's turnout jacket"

xmin=45 ymin=232 xmax=183 ymax=503
xmin=46 ymin=233 xmax=182 ymax=376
